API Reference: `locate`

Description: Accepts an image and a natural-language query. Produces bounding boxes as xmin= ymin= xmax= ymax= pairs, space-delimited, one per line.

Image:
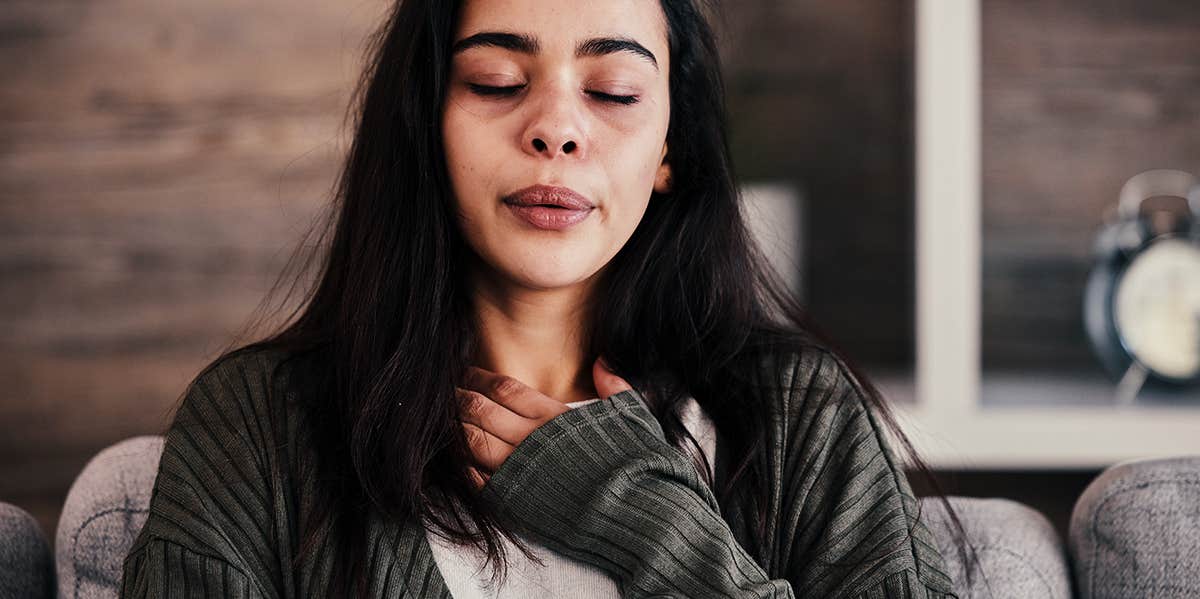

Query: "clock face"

xmin=1113 ymin=238 xmax=1200 ymax=381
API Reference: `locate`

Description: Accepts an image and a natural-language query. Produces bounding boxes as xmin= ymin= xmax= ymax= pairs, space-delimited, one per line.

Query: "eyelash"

xmin=467 ymin=83 xmax=640 ymax=106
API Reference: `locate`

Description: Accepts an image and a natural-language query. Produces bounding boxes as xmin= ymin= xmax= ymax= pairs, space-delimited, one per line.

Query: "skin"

xmin=441 ymin=0 xmax=673 ymax=489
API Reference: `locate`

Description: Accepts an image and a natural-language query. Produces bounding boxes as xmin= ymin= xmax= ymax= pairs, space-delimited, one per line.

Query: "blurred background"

xmin=2 ymin=0 xmax=1198 ymax=545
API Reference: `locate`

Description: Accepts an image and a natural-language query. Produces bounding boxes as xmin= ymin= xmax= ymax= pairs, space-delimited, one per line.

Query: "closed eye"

xmin=468 ymin=83 xmax=524 ymax=97
xmin=467 ymin=83 xmax=639 ymax=106
xmin=588 ymin=90 xmax=640 ymax=105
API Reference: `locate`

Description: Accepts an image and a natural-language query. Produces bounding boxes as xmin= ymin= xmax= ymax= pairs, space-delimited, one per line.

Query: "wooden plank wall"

xmin=980 ymin=0 xmax=1200 ymax=370
xmin=1 ymin=0 xmax=388 ymax=536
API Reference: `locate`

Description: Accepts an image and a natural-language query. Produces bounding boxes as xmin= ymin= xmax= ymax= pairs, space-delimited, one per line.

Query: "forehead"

xmin=453 ymin=0 xmax=669 ymax=61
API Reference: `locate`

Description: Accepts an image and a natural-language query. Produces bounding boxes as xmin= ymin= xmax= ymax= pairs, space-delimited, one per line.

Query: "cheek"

xmin=607 ymin=100 xmax=669 ymax=191
xmin=605 ymin=129 xmax=664 ymax=208
xmin=443 ymin=109 xmax=474 ymax=181
xmin=595 ymin=161 xmax=654 ymax=252
xmin=590 ymin=115 xmax=666 ymax=242
xmin=442 ymin=107 xmax=493 ymax=221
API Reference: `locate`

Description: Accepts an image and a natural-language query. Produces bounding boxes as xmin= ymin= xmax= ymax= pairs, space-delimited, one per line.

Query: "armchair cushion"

xmin=923 ymin=496 xmax=1073 ymax=598
xmin=0 ymin=500 xmax=55 ymax=599
xmin=1070 ymin=455 xmax=1200 ymax=599
xmin=55 ymin=436 xmax=164 ymax=599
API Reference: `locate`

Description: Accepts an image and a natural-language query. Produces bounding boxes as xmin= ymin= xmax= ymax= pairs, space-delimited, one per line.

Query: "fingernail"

xmin=598 ymin=356 xmax=612 ymax=372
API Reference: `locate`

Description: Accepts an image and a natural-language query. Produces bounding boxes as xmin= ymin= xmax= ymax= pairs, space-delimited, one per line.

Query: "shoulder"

xmin=164 ymin=345 xmax=295 ymax=472
xmin=186 ymin=345 xmax=292 ymax=401
xmin=756 ymin=345 xmax=895 ymax=494
xmin=755 ymin=344 xmax=875 ymax=439
xmin=177 ymin=346 xmax=292 ymax=420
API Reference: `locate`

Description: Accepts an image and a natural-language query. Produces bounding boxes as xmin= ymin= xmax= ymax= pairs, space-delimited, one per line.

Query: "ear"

xmin=653 ymin=142 xmax=672 ymax=194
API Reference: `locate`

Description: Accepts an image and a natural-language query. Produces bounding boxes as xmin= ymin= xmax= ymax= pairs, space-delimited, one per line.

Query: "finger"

xmin=467 ymin=465 xmax=490 ymax=490
xmin=593 ymin=356 xmax=634 ymax=400
xmin=462 ymin=366 xmax=554 ymax=418
xmin=461 ymin=420 xmax=513 ymax=473
xmin=456 ymin=387 xmax=537 ymax=446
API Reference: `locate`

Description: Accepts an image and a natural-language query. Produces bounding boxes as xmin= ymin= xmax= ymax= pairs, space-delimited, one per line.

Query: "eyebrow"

xmin=450 ymin=31 xmax=659 ymax=71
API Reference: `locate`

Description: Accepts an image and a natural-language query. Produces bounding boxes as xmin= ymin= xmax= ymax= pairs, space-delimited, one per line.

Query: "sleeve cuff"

xmin=479 ymin=388 xmax=679 ymax=507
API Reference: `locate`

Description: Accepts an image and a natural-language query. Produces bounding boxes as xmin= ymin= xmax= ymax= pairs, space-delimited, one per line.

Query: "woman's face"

xmin=443 ymin=0 xmax=672 ymax=292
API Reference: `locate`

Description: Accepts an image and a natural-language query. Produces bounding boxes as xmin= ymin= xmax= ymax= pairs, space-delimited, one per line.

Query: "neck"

xmin=467 ymin=261 xmax=599 ymax=405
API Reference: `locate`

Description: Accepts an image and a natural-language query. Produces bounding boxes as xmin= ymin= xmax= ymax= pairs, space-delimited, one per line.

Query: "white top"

xmin=425 ymin=394 xmax=718 ymax=598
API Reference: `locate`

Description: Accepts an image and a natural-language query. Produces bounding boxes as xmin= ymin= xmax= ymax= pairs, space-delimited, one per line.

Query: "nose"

xmin=521 ymin=85 xmax=585 ymax=159
xmin=530 ymin=137 xmax=576 ymax=155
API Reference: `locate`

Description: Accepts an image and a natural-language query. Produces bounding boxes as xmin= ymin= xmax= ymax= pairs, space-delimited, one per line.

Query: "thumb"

xmin=593 ymin=356 xmax=633 ymax=399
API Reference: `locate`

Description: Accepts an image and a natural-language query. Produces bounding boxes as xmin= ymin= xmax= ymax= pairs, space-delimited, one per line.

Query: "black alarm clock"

xmin=1084 ymin=169 xmax=1200 ymax=398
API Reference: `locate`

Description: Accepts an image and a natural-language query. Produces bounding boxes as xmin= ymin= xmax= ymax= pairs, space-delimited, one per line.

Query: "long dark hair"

xmin=200 ymin=0 xmax=977 ymax=595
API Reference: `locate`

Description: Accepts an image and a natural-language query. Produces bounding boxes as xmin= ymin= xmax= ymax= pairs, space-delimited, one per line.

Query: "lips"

xmin=502 ymin=185 xmax=595 ymax=210
xmin=502 ymin=184 xmax=594 ymax=231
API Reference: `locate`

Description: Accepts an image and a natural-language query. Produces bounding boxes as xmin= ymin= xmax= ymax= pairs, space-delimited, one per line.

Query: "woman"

xmin=121 ymin=0 xmax=970 ymax=597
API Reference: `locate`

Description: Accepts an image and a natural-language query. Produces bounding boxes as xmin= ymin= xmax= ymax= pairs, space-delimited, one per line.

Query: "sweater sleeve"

xmin=765 ymin=349 xmax=958 ymax=598
xmin=119 ymin=350 xmax=287 ymax=599
xmin=477 ymin=389 xmax=795 ymax=598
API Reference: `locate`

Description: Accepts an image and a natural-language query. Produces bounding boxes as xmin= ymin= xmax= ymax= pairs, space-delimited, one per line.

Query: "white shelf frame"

xmin=907 ymin=0 xmax=1200 ymax=470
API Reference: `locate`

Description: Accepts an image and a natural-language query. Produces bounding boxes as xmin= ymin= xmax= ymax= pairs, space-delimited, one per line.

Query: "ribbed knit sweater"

xmin=119 ymin=346 xmax=957 ymax=598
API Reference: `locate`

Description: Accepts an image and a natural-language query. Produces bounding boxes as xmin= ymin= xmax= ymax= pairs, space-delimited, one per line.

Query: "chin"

xmin=508 ymin=263 xmax=598 ymax=291
xmin=469 ymin=233 xmax=615 ymax=291
xmin=478 ymin=251 xmax=597 ymax=291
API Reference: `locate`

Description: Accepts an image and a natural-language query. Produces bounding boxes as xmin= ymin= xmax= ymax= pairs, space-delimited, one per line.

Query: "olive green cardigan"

xmin=120 ymin=347 xmax=956 ymax=598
